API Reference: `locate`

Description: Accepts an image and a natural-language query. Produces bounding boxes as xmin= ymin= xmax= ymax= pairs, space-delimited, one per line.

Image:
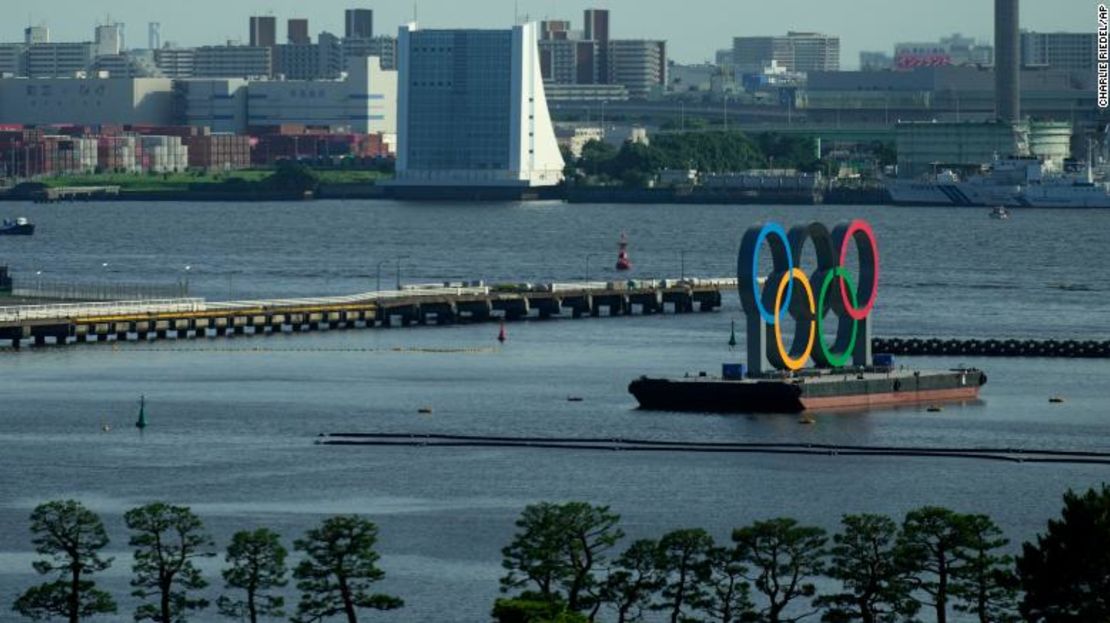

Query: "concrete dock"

xmin=0 ymin=278 xmax=730 ymax=349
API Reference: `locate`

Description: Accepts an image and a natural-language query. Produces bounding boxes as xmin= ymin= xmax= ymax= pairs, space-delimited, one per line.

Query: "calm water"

xmin=1 ymin=201 xmax=1108 ymax=621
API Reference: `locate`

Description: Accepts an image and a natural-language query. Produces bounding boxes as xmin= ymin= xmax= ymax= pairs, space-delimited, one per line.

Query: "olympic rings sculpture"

xmin=738 ymin=219 xmax=879 ymax=372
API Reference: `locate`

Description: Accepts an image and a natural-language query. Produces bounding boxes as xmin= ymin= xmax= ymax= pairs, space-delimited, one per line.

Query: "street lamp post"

xmin=395 ymin=256 xmax=410 ymax=291
xmin=678 ymin=250 xmax=688 ymax=281
xmin=376 ymin=259 xmax=389 ymax=292
xmin=181 ymin=265 xmax=191 ymax=296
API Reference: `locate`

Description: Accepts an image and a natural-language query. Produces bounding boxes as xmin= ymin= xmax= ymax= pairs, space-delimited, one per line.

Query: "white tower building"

xmin=394 ymin=22 xmax=564 ymax=188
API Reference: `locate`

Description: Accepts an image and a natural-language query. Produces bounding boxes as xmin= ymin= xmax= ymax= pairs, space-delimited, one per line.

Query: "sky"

xmin=2 ymin=0 xmax=1094 ymax=67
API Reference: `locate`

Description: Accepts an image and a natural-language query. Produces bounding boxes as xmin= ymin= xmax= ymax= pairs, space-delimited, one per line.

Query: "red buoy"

xmin=497 ymin=321 xmax=507 ymax=343
xmin=616 ymin=232 xmax=632 ymax=271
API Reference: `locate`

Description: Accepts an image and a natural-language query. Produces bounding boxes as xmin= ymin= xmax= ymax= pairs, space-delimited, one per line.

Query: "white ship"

xmin=1017 ymin=175 xmax=1110 ymax=208
xmin=885 ymin=157 xmax=1110 ymax=208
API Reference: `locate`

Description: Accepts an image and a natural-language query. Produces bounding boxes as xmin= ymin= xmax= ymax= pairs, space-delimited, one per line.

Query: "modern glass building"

xmin=394 ymin=22 xmax=564 ymax=188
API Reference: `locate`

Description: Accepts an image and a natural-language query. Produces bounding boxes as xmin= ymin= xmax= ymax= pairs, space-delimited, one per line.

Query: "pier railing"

xmin=0 ymin=298 xmax=206 ymax=322
xmin=206 ymin=286 xmax=495 ymax=311
xmin=11 ymin=279 xmax=188 ymax=302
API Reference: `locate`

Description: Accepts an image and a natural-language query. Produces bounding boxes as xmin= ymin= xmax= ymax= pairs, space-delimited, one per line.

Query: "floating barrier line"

xmin=320 ymin=432 xmax=1110 ymax=458
xmin=316 ymin=433 xmax=1110 ymax=465
xmin=872 ymin=336 xmax=1110 ymax=359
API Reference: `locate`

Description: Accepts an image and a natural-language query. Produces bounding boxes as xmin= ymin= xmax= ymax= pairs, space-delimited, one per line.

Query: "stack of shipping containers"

xmin=186 ymin=134 xmax=251 ymax=170
xmin=139 ymin=135 xmax=189 ymax=173
xmin=97 ymin=135 xmax=142 ymax=173
xmin=41 ymin=136 xmax=97 ymax=175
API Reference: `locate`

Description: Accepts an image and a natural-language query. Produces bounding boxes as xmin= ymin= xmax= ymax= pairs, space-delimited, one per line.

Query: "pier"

xmin=0 ymin=278 xmax=729 ymax=349
xmin=29 ymin=186 xmax=122 ymax=202
xmin=4 ymin=281 xmax=1108 ymax=357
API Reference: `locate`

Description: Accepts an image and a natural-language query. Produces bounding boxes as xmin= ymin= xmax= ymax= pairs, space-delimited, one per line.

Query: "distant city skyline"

xmin=2 ymin=0 xmax=1092 ymax=67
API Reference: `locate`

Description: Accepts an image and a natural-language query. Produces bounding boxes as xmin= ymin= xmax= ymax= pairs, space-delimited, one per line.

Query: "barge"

xmin=628 ymin=367 xmax=987 ymax=414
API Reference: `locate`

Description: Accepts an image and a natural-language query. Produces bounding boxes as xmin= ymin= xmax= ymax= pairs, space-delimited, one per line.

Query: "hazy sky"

xmin=4 ymin=0 xmax=1094 ymax=67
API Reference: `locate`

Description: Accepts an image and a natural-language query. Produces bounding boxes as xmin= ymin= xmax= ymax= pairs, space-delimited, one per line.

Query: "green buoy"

xmin=135 ymin=395 xmax=147 ymax=431
xmin=728 ymin=319 xmax=737 ymax=349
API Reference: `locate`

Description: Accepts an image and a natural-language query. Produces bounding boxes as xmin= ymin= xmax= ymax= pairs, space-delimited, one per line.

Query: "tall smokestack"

xmin=995 ymin=0 xmax=1020 ymax=122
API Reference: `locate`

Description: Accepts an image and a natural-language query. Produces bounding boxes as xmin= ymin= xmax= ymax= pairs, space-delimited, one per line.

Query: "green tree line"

xmin=11 ymin=501 xmax=400 ymax=623
xmin=9 ymin=485 xmax=1110 ymax=622
xmin=570 ymin=132 xmax=826 ymax=187
xmin=494 ymin=486 xmax=1110 ymax=623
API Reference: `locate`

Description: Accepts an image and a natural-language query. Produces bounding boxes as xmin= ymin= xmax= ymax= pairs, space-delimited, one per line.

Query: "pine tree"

xmin=600 ymin=539 xmax=665 ymax=623
xmin=817 ymin=514 xmax=918 ymax=623
xmin=293 ymin=516 xmax=402 ymax=623
xmin=217 ymin=528 xmax=288 ymax=622
xmin=897 ymin=507 xmax=972 ymax=623
xmin=12 ymin=500 xmax=117 ymax=622
xmin=951 ymin=514 xmax=1018 ymax=623
xmin=125 ymin=502 xmax=214 ymax=623
xmin=653 ymin=528 xmax=714 ymax=623
xmin=733 ymin=518 xmax=827 ymax=623
xmin=1018 ymin=486 xmax=1110 ymax=621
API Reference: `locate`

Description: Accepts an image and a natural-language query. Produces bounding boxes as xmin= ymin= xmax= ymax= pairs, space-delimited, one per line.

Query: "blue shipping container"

xmin=873 ymin=353 xmax=895 ymax=367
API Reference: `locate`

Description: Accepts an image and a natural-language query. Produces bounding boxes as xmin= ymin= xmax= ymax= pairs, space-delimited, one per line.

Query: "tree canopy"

xmin=733 ymin=518 xmax=827 ymax=623
xmin=1018 ymin=485 xmax=1110 ymax=622
xmin=217 ymin=528 xmax=288 ymax=622
xmin=292 ymin=515 xmax=402 ymax=623
xmin=13 ymin=500 xmax=117 ymax=623
xmin=500 ymin=501 xmax=624 ymax=617
xmin=817 ymin=514 xmax=918 ymax=623
xmin=125 ymin=502 xmax=214 ymax=623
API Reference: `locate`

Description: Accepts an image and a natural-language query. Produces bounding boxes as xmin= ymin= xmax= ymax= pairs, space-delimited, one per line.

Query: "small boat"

xmin=988 ymin=206 xmax=1009 ymax=220
xmin=0 ymin=217 xmax=34 ymax=235
xmin=615 ymin=232 xmax=632 ymax=271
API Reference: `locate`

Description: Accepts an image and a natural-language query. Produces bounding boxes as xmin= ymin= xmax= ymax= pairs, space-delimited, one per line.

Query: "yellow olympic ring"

xmin=772 ymin=268 xmax=815 ymax=371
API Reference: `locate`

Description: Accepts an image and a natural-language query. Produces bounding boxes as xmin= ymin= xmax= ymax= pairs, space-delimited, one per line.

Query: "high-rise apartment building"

xmin=536 ymin=10 xmax=667 ymax=99
xmin=274 ymin=32 xmax=343 ymax=80
xmin=345 ymin=9 xmax=373 ymax=39
xmin=538 ymin=38 xmax=596 ymax=85
xmin=0 ymin=45 xmax=24 ymax=76
xmin=154 ymin=47 xmax=195 ymax=77
xmin=583 ymin=10 xmax=609 ymax=44
xmin=607 ymin=40 xmax=666 ymax=99
xmin=288 ymin=19 xmax=310 ymax=45
xmin=343 ymin=35 xmax=397 ymax=71
xmin=540 ymin=20 xmax=571 ymax=41
xmin=95 ymin=24 xmax=123 ymax=57
xmin=26 ymin=43 xmax=95 ymax=78
xmin=583 ymin=9 xmax=610 ymax=83
xmin=733 ymin=32 xmax=839 ymax=73
xmin=395 ymin=23 xmax=563 ymax=188
xmin=249 ymin=16 xmax=277 ymax=48
xmin=193 ymin=45 xmax=271 ymax=78
xmin=1022 ymin=31 xmax=1096 ymax=84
